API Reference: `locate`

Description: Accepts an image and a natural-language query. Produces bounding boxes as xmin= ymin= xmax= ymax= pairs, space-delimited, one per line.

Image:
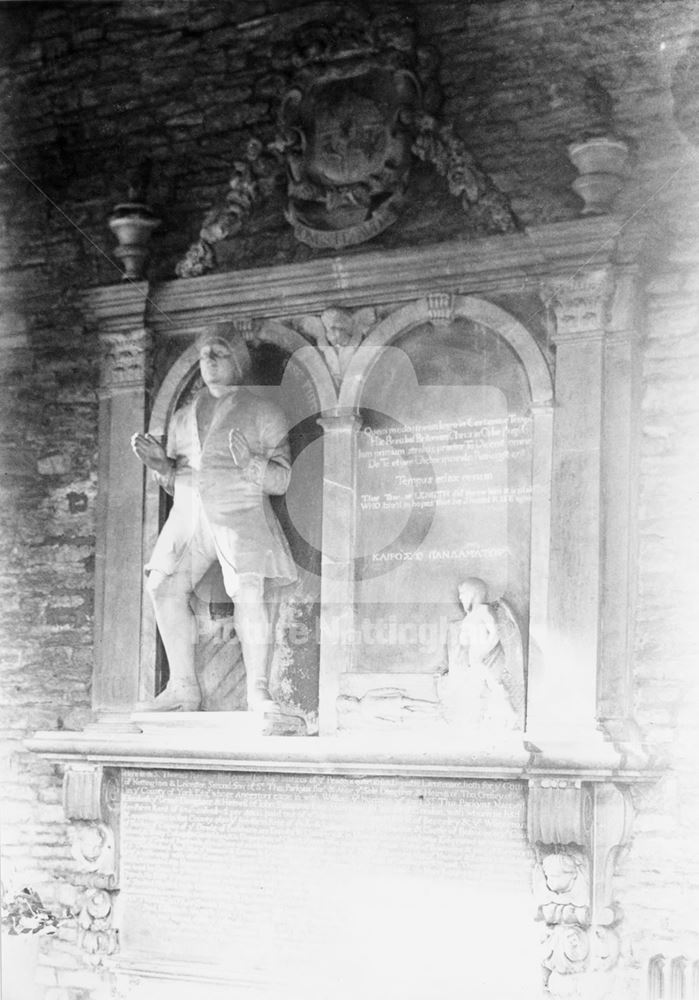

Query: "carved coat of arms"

xmin=176 ymin=4 xmax=516 ymax=278
xmin=277 ymin=9 xmax=429 ymax=249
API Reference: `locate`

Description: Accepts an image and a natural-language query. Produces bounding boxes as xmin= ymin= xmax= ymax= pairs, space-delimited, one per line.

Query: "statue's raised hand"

xmin=131 ymin=432 xmax=170 ymax=475
xmin=228 ymin=428 xmax=251 ymax=469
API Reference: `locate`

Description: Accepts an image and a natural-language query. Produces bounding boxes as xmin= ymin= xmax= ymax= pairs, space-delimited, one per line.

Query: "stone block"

xmin=37 ymin=455 xmax=71 ymax=476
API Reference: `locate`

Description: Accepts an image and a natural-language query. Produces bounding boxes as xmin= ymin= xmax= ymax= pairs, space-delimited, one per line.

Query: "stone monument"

xmin=31 ymin=219 xmax=646 ymax=1000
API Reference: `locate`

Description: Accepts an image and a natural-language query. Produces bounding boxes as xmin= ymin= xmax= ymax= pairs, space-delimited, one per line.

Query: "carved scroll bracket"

xmin=528 ymin=779 xmax=633 ymax=999
xmin=63 ymin=764 xmax=121 ymax=964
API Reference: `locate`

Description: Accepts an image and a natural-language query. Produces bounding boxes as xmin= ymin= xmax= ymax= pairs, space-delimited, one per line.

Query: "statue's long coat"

xmin=147 ymin=387 xmax=297 ymax=588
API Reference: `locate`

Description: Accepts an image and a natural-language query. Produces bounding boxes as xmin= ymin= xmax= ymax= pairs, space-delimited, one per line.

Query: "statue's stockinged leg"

xmin=145 ymin=567 xmax=202 ymax=711
xmin=232 ymin=575 xmax=274 ymax=711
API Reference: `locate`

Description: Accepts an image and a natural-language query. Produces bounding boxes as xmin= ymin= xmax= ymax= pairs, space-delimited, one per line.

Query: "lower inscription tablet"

xmin=119 ymin=770 xmax=539 ymax=998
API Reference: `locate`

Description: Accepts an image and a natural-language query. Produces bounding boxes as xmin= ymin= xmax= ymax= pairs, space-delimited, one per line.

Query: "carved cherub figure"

xmin=70 ymin=821 xmax=115 ymax=876
xmin=535 ymin=847 xmax=591 ymax=926
xmin=436 ymin=577 xmax=525 ymax=730
xmin=299 ymin=306 xmax=375 ymax=384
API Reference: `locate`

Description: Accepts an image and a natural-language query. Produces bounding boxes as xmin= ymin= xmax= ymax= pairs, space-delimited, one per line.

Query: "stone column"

xmin=84 ymin=284 xmax=150 ymax=715
xmin=527 ymin=271 xmax=612 ymax=745
xmin=598 ymin=266 xmax=642 ymax=740
xmin=317 ymin=409 xmax=361 ymax=735
xmin=527 ymin=398 xmax=554 ymax=721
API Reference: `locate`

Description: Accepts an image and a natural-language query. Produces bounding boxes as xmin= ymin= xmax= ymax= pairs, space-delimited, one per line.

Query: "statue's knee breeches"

xmin=144 ymin=568 xmax=192 ymax=606
xmin=232 ymin=573 xmax=265 ymax=606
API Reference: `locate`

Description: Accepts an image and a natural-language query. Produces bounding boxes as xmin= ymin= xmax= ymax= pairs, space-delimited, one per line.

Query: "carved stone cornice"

xmin=28 ymin=723 xmax=659 ymax=778
xmin=147 ymin=219 xmax=625 ymax=340
xmin=542 ymin=269 xmax=614 ymax=343
xmin=80 ymin=281 xmax=149 ymax=334
xmin=528 ymin=779 xmax=633 ymax=999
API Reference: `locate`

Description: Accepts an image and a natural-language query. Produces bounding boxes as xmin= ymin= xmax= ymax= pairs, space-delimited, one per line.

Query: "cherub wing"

xmin=352 ymin=306 xmax=377 ymax=344
xmin=492 ymin=600 xmax=525 ymax=720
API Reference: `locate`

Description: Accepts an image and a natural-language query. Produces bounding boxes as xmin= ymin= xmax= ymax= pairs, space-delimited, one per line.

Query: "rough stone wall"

xmin=613 ymin=234 xmax=699 ymax=995
xmin=0 ymin=1 xmax=698 ymax=997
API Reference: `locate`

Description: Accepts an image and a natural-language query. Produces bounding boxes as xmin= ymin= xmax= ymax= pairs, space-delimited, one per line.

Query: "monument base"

xmin=131 ymin=708 xmax=308 ymax=739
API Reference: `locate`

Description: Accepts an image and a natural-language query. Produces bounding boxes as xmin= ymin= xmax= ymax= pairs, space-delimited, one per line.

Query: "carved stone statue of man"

xmin=131 ymin=333 xmax=297 ymax=711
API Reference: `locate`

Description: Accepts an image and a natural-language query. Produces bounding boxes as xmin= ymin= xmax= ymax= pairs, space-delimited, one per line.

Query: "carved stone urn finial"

xmin=567 ymin=136 xmax=629 ymax=216
xmin=108 ymin=159 xmax=160 ymax=281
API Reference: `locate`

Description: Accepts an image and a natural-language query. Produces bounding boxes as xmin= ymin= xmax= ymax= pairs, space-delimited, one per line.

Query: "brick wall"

xmin=1 ymin=1 xmax=698 ymax=997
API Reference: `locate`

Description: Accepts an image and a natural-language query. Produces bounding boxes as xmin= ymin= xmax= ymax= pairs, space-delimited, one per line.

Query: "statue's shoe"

xmin=145 ymin=684 xmax=202 ymax=712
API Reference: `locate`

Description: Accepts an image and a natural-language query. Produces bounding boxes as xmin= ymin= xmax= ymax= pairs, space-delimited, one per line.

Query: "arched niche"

xmin=139 ymin=322 xmax=335 ymax=717
xmin=319 ymin=295 xmax=553 ymax=727
xmin=339 ymin=296 xmax=552 ymax=409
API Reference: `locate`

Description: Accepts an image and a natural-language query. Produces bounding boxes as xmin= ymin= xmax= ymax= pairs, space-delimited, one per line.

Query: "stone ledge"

xmin=27 ymin=721 xmax=657 ymax=783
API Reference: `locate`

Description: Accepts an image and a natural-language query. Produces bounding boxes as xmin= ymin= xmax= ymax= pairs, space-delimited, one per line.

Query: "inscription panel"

xmin=120 ymin=770 xmax=539 ymax=997
xmin=354 ymin=339 xmax=533 ymax=673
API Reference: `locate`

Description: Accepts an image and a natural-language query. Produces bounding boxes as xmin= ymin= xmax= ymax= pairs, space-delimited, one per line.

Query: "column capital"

xmin=99 ymin=326 xmax=150 ymax=393
xmin=542 ymin=269 xmax=613 ymax=344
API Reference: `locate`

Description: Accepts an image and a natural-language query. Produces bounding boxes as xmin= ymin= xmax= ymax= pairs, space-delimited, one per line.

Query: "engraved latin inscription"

xmin=119 ymin=771 xmax=538 ymax=994
xmin=354 ymin=372 xmax=533 ymax=674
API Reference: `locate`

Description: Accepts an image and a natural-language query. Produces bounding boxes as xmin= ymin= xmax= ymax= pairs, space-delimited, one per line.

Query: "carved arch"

xmin=254 ymin=320 xmax=338 ymax=414
xmin=333 ymin=295 xmax=554 ymax=730
xmin=338 ymin=295 xmax=553 ymax=410
xmin=147 ymin=322 xmax=338 ymax=436
xmin=139 ymin=321 xmax=337 ymax=695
